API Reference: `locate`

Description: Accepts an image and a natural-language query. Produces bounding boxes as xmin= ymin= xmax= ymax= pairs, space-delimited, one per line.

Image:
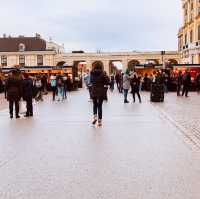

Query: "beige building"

xmin=0 ymin=34 xmax=181 ymax=75
xmin=178 ymin=0 xmax=200 ymax=64
xmin=0 ymin=34 xmax=63 ymax=68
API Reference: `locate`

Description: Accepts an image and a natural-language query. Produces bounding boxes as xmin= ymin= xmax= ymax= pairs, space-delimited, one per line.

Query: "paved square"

xmin=0 ymin=90 xmax=200 ymax=199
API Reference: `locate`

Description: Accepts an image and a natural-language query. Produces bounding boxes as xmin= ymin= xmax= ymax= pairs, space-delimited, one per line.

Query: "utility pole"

xmin=161 ymin=51 xmax=165 ymax=70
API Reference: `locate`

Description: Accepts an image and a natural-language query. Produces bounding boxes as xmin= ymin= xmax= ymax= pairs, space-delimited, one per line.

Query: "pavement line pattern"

xmin=152 ymin=103 xmax=200 ymax=151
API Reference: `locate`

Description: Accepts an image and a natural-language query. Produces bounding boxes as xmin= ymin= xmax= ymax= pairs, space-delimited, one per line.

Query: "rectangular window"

xmin=190 ymin=30 xmax=193 ymax=43
xmin=185 ymin=33 xmax=187 ymax=45
xmin=19 ymin=55 xmax=25 ymax=66
xmin=1 ymin=55 xmax=7 ymax=66
xmin=37 ymin=55 xmax=43 ymax=66
xmin=198 ymin=25 xmax=200 ymax=41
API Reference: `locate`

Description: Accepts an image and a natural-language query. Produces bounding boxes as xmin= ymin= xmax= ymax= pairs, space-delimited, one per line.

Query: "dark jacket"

xmin=131 ymin=76 xmax=140 ymax=91
xmin=22 ymin=78 xmax=34 ymax=100
xmin=6 ymin=77 xmax=22 ymax=101
xmin=183 ymin=72 xmax=191 ymax=85
xmin=177 ymin=74 xmax=183 ymax=85
xmin=90 ymin=69 xmax=110 ymax=99
xmin=196 ymin=74 xmax=200 ymax=85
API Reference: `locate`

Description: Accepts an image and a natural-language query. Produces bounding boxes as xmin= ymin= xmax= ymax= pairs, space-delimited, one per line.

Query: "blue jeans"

xmin=93 ymin=98 xmax=104 ymax=120
xmin=124 ymin=89 xmax=129 ymax=101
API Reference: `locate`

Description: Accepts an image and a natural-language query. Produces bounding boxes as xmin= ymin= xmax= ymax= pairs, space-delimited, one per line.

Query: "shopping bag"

xmin=19 ymin=101 xmax=26 ymax=114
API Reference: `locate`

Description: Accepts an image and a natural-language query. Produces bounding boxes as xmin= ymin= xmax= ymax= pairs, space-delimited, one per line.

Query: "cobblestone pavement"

xmin=152 ymin=92 xmax=200 ymax=150
xmin=0 ymin=90 xmax=200 ymax=199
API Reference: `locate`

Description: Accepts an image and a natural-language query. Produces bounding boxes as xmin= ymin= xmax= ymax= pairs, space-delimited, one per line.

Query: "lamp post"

xmin=161 ymin=51 xmax=166 ymax=70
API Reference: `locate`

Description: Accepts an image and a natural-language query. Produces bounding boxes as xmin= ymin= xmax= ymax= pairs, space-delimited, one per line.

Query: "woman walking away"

xmin=6 ymin=69 xmax=22 ymax=119
xmin=91 ymin=62 xmax=110 ymax=126
xmin=123 ymin=69 xmax=132 ymax=103
xmin=132 ymin=73 xmax=142 ymax=103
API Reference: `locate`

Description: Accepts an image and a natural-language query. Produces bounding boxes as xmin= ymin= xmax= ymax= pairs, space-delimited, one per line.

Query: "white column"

xmin=122 ymin=59 xmax=128 ymax=72
xmin=102 ymin=60 xmax=110 ymax=75
xmin=86 ymin=60 xmax=92 ymax=71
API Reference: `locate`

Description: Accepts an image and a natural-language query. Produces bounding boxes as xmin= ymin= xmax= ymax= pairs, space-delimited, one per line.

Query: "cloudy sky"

xmin=1 ymin=0 xmax=182 ymax=52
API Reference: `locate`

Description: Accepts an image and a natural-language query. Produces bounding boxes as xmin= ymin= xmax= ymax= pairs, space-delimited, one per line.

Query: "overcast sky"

xmin=1 ymin=0 xmax=182 ymax=52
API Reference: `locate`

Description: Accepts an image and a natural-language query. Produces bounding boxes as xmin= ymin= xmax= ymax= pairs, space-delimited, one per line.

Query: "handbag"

xmin=19 ymin=101 xmax=26 ymax=114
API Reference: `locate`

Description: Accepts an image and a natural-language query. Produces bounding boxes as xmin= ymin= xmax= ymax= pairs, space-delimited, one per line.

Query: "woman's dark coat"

xmin=90 ymin=69 xmax=110 ymax=99
xmin=131 ymin=76 xmax=140 ymax=92
xmin=6 ymin=77 xmax=22 ymax=101
xmin=22 ymin=78 xmax=34 ymax=100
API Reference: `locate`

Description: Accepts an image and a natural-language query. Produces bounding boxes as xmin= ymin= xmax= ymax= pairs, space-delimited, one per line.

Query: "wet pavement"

xmin=0 ymin=90 xmax=200 ymax=199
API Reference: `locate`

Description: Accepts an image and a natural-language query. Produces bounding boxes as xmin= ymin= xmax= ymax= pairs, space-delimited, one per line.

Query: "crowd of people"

xmin=1 ymin=66 xmax=200 ymax=126
xmin=0 ymin=70 xmax=72 ymax=119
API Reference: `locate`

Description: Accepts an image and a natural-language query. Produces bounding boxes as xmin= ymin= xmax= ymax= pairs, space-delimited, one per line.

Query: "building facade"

xmin=178 ymin=0 xmax=200 ymax=64
xmin=0 ymin=34 xmax=181 ymax=75
xmin=0 ymin=34 xmax=63 ymax=68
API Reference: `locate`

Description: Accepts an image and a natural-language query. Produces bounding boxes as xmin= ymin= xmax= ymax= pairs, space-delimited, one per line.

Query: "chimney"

xmin=35 ymin=33 xmax=41 ymax=39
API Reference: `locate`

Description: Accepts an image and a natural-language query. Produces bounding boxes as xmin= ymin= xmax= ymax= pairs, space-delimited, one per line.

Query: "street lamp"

xmin=161 ymin=51 xmax=166 ymax=70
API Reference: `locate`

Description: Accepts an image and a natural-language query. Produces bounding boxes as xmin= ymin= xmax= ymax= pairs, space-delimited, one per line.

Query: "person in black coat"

xmin=131 ymin=74 xmax=142 ymax=103
xmin=5 ymin=70 xmax=22 ymax=119
xmin=22 ymin=74 xmax=34 ymax=117
xmin=182 ymin=70 xmax=191 ymax=97
xmin=90 ymin=62 xmax=110 ymax=126
xmin=196 ymin=72 xmax=200 ymax=94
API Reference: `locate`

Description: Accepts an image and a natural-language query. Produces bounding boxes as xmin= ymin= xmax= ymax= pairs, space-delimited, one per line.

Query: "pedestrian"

xmin=90 ymin=62 xmax=110 ymax=126
xmin=50 ymin=75 xmax=57 ymax=101
xmin=110 ymin=75 xmax=115 ymax=92
xmin=5 ymin=70 xmax=22 ymax=119
xmin=131 ymin=73 xmax=142 ymax=103
xmin=22 ymin=73 xmax=34 ymax=117
xmin=84 ymin=70 xmax=92 ymax=100
xmin=196 ymin=72 xmax=200 ymax=94
xmin=143 ymin=73 xmax=149 ymax=91
xmin=123 ymin=69 xmax=132 ymax=103
xmin=0 ymin=77 xmax=2 ymax=93
xmin=115 ymin=73 xmax=120 ymax=91
xmin=34 ymin=76 xmax=43 ymax=101
xmin=103 ymin=71 xmax=110 ymax=101
xmin=182 ymin=69 xmax=191 ymax=97
xmin=63 ymin=76 xmax=68 ymax=99
xmin=41 ymin=75 xmax=48 ymax=95
xmin=177 ymin=71 xmax=182 ymax=96
xmin=57 ymin=77 xmax=64 ymax=101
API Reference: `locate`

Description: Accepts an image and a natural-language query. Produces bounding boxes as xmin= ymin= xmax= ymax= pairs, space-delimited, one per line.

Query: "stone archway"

xmin=167 ymin=59 xmax=178 ymax=65
xmin=145 ymin=59 xmax=159 ymax=65
xmin=109 ymin=60 xmax=122 ymax=74
xmin=56 ymin=61 xmax=66 ymax=66
xmin=128 ymin=60 xmax=140 ymax=71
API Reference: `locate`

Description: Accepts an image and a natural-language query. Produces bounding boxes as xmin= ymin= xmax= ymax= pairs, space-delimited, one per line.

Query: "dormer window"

xmin=19 ymin=43 xmax=26 ymax=52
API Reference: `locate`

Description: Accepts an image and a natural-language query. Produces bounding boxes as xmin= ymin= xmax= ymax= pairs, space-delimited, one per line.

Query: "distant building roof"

xmin=0 ymin=36 xmax=47 ymax=52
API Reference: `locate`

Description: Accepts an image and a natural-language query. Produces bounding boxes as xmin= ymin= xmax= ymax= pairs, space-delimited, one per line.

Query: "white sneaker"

xmin=98 ymin=120 xmax=102 ymax=127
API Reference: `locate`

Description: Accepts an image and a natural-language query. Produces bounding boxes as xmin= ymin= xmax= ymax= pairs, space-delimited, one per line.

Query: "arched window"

xmin=19 ymin=43 xmax=26 ymax=52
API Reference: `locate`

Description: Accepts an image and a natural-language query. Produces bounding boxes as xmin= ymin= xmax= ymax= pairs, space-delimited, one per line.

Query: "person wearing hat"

xmin=5 ymin=69 xmax=22 ymax=119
